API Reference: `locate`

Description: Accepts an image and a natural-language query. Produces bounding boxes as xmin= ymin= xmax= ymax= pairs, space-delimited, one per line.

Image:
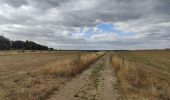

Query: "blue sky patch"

xmin=96 ymin=23 xmax=136 ymax=36
xmin=96 ymin=23 xmax=114 ymax=32
xmin=72 ymin=22 xmax=136 ymax=39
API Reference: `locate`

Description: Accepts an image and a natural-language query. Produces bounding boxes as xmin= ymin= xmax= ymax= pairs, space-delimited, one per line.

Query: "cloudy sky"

xmin=0 ymin=0 xmax=170 ymax=50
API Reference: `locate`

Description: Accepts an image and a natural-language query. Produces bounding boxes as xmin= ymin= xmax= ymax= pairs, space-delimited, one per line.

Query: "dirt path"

xmin=101 ymin=55 xmax=119 ymax=100
xmin=48 ymin=54 xmax=119 ymax=100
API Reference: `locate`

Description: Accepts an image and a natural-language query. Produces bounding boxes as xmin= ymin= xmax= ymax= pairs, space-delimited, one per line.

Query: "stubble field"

xmin=112 ymin=50 xmax=170 ymax=100
xmin=0 ymin=50 xmax=170 ymax=100
xmin=0 ymin=51 xmax=104 ymax=100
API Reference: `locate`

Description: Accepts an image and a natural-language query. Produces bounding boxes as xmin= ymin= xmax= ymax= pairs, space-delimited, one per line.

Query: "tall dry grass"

xmin=40 ymin=52 xmax=104 ymax=76
xmin=111 ymin=55 xmax=170 ymax=100
xmin=39 ymin=52 xmax=105 ymax=77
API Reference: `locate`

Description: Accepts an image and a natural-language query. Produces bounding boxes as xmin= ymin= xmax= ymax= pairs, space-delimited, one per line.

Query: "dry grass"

xmin=111 ymin=50 xmax=170 ymax=100
xmin=40 ymin=52 xmax=105 ymax=77
xmin=0 ymin=51 xmax=88 ymax=77
xmin=0 ymin=51 xmax=105 ymax=100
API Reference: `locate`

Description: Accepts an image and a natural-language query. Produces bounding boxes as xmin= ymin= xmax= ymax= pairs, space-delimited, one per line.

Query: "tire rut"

xmin=47 ymin=54 xmax=119 ymax=100
xmin=47 ymin=55 xmax=106 ymax=100
xmin=100 ymin=55 xmax=119 ymax=100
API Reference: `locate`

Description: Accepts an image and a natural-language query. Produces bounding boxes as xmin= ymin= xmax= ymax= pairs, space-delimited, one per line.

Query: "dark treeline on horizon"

xmin=1 ymin=36 xmax=169 ymax=51
xmin=0 ymin=35 xmax=54 ymax=51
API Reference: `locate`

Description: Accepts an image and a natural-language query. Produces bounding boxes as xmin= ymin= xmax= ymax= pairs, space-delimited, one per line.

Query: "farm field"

xmin=0 ymin=50 xmax=170 ymax=100
xmin=0 ymin=51 xmax=88 ymax=78
xmin=112 ymin=50 xmax=170 ymax=100
xmin=0 ymin=0 xmax=169 ymax=100
xmin=0 ymin=51 xmax=105 ymax=100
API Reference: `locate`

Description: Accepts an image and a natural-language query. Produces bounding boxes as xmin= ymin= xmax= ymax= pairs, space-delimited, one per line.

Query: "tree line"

xmin=0 ymin=36 xmax=54 ymax=51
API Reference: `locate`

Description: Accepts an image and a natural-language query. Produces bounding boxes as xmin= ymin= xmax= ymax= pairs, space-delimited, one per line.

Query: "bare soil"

xmin=48 ymin=54 xmax=119 ymax=100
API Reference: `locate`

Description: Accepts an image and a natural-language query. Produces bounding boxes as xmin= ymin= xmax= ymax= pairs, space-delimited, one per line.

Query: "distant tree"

xmin=12 ymin=40 xmax=25 ymax=50
xmin=24 ymin=40 xmax=48 ymax=50
xmin=0 ymin=36 xmax=50 ymax=51
xmin=24 ymin=40 xmax=36 ymax=50
xmin=0 ymin=36 xmax=10 ymax=50
xmin=49 ymin=48 xmax=54 ymax=51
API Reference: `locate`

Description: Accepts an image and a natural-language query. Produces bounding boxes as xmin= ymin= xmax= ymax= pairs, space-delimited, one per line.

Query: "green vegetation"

xmin=0 ymin=36 xmax=10 ymax=50
xmin=89 ymin=63 xmax=103 ymax=90
xmin=0 ymin=35 xmax=52 ymax=51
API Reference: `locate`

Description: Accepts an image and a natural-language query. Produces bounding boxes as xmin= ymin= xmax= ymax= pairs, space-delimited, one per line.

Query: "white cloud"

xmin=90 ymin=33 xmax=117 ymax=41
xmin=0 ymin=0 xmax=170 ymax=50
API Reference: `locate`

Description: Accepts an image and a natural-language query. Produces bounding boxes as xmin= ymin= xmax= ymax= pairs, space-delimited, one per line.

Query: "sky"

xmin=0 ymin=0 xmax=170 ymax=50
